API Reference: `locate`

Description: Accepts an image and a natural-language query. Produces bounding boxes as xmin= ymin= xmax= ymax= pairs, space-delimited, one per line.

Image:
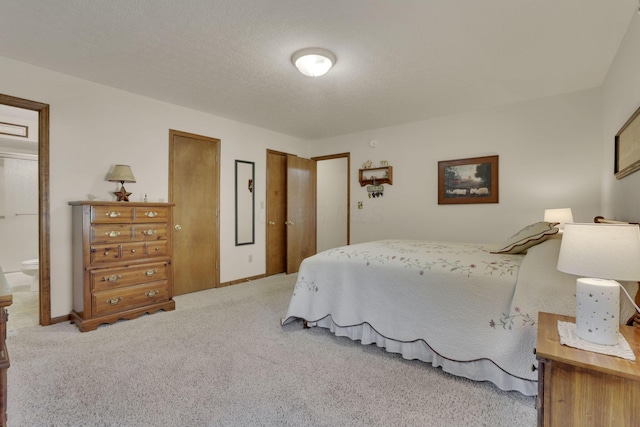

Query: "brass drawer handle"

xmin=106 ymin=211 xmax=121 ymax=218
xmin=130 ymin=249 xmax=137 ymax=253
xmin=145 ymin=211 xmax=158 ymax=218
xmin=106 ymin=297 xmax=122 ymax=305
xmin=145 ymin=290 xmax=159 ymax=298
xmin=154 ymin=247 xmax=161 ymax=252
xmin=142 ymin=229 xmax=157 ymax=236
xmin=145 ymin=269 xmax=158 ymax=277
xmin=106 ymin=231 xmax=121 ymax=238
xmin=106 ymin=275 xmax=122 ymax=282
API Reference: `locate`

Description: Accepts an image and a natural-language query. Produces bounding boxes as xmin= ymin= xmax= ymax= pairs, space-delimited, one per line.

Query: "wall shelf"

xmin=359 ymin=166 xmax=393 ymax=187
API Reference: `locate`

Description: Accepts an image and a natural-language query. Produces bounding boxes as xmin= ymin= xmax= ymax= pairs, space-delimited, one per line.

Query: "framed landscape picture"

xmin=438 ymin=155 xmax=499 ymax=205
xmin=615 ymin=105 xmax=640 ymax=179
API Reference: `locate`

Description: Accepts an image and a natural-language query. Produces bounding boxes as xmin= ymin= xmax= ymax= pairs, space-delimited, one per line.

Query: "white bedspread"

xmin=282 ymin=238 xmax=638 ymax=396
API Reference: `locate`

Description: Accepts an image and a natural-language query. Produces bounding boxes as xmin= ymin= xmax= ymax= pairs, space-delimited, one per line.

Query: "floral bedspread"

xmin=282 ymin=239 xmax=576 ymax=385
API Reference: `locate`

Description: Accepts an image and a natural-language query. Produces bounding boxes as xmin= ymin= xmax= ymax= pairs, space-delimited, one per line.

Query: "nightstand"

xmin=535 ymin=312 xmax=640 ymax=426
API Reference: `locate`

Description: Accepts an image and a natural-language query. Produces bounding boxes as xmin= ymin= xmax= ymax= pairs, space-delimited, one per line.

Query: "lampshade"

xmin=558 ymin=223 xmax=640 ymax=345
xmin=557 ymin=223 xmax=640 ymax=280
xmin=107 ymin=165 xmax=136 ymax=183
xmin=291 ymin=48 xmax=336 ymax=77
xmin=543 ymin=208 xmax=573 ymax=230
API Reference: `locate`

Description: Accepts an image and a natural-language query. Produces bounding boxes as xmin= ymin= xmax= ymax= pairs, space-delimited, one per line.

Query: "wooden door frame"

xmin=312 ymin=152 xmax=350 ymax=246
xmin=168 ymin=129 xmax=221 ymax=289
xmin=0 ymin=94 xmax=52 ymax=325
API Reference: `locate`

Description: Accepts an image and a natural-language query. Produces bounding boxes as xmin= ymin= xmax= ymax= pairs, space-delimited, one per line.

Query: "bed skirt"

xmin=309 ymin=316 xmax=538 ymax=396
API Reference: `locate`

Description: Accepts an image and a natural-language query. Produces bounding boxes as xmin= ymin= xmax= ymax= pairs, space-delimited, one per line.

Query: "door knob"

xmin=174 ymin=224 xmax=182 ymax=231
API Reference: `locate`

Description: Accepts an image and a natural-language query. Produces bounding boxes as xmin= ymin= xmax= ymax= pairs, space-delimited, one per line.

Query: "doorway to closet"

xmin=169 ymin=130 xmax=220 ymax=295
xmin=265 ymin=150 xmax=349 ymax=276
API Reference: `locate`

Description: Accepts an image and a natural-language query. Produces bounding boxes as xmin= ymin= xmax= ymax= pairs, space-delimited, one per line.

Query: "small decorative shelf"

xmin=359 ymin=166 xmax=393 ymax=187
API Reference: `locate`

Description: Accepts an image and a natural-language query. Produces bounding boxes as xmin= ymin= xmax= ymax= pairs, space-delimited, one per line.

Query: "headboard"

xmin=594 ymin=216 xmax=640 ymax=327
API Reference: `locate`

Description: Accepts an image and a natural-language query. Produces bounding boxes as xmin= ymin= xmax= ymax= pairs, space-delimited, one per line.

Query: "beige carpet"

xmin=7 ymin=274 xmax=536 ymax=426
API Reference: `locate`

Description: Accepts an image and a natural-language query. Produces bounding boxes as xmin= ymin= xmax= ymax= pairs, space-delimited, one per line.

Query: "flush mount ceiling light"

xmin=291 ymin=48 xmax=336 ymax=77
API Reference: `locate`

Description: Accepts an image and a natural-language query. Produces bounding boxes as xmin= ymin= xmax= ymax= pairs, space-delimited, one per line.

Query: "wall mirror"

xmin=235 ymin=160 xmax=255 ymax=245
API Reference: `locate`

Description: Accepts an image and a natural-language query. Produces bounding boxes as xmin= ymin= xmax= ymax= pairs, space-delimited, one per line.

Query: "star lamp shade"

xmin=107 ymin=165 xmax=136 ymax=202
xmin=557 ymin=223 xmax=640 ymax=345
xmin=291 ymin=48 xmax=336 ymax=77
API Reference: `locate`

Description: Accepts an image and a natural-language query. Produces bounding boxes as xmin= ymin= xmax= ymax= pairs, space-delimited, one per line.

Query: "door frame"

xmin=168 ymin=129 xmax=221 ymax=291
xmin=312 ymin=152 xmax=350 ymax=247
xmin=0 ymin=94 xmax=52 ymax=325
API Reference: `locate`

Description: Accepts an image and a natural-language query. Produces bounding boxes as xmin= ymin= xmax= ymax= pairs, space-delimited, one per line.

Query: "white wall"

xmin=602 ymin=13 xmax=640 ymax=220
xmin=0 ymin=56 xmax=306 ymax=318
xmin=310 ymin=89 xmax=604 ymax=244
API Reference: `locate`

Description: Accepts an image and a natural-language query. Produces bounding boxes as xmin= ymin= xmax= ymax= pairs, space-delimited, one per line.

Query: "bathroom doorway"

xmin=0 ymin=107 xmax=39 ymax=330
xmin=0 ymin=94 xmax=51 ymax=327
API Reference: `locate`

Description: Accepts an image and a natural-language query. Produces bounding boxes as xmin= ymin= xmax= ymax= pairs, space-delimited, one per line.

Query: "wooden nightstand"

xmin=536 ymin=312 xmax=640 ymax=426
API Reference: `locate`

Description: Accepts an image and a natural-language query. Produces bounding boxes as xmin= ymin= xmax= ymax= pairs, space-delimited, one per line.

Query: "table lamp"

xmin=557 ymin=223 xmax=640 ymax=345
xmin=544 ymin=208 xmax=573 ymax=232
xmin=107 ymin=165 xmax=136 ymax=202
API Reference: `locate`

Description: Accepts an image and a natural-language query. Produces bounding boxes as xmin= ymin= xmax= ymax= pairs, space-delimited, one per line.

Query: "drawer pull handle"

xmin=106 ymin=231 xmax=121 ymax=238
xmin=104 ymin=251 xmax=110 ymax=256
xmin=145 ymin=269 xmax=158 ymax=277
xmin=154 ymin=247 xmax=160 ymax=251
xmin=131 ymin=249 xmax=137 ymax=253
xmin=106 ymin=297 xmax=122 ymax=305
xmin=142 ymin=229 xmax=157 ymax=236
xmin=145 ymin=290 xmax=159 ymax=298
xmin=106 ymin=275 xmax=122 ymax=282
xmin=145 ymin=211 xmax=158 ymax=218
xmin=106 ymin=211 xmax=121 ymax=218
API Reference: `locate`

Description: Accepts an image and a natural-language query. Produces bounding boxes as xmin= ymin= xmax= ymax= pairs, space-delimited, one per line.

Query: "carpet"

xmin=7 ymin=274 xmax=536 ymax=426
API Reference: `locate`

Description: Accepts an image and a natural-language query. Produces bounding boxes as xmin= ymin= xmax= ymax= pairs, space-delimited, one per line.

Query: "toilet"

xmin=20 ymin=259 xmax=39 ymax=292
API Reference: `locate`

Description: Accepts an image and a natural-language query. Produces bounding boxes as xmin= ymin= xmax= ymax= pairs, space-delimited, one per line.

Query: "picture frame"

xmin=438 ymin=155 xmax=499 ymax=205
xmin=614 ymin=105 xmax=640 ymax=179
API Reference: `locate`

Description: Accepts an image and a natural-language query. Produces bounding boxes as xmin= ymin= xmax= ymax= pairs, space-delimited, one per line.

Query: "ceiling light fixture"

xmin=291 ymin=48 xmax=336 ymax=77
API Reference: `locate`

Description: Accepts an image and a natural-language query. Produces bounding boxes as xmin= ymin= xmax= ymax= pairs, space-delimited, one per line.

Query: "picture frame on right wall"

xmin=615 ymin=105 xmax=640 ymax=179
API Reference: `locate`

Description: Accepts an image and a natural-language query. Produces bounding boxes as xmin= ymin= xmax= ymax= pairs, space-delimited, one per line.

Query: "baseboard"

xmin=220 ymin=274 xmax=266 ymax=288
xmin=49 ymin=314 xmax=70 ymax=325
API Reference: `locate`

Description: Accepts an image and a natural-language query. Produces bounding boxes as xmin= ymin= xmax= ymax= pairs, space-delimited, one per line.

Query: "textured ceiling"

xmin=0 ymin=0 xmax=636 ymax=140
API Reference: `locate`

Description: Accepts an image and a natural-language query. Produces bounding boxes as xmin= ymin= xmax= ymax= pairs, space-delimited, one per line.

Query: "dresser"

xmin=536 ymin=312 xmax=640 ymax=426
xmin=69 ymin=201 xmax=175 ymax=332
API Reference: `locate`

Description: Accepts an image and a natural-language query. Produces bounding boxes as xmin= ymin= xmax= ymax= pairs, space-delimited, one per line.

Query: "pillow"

xmin=491 ymin=221 xmax=559 ymax=254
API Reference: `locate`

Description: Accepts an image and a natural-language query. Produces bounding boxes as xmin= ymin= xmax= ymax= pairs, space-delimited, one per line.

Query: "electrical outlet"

xmin=358 ymin=201 xmax=363 ymax=209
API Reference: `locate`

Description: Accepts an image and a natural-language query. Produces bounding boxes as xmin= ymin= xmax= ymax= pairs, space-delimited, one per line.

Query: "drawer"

xmin=91 ymin=262 xmax=168 ymax=292
xmin=91 ymin=224 xmax=133 ymax=244
xmin=134 ymin=207 xmax=169 ymax=223
xmin=119 ymin=242 xmax=148 ymax=262
xmin=132 ymin=224 xmax=168 ymax=241
xmin=92 ymin=281 xmax=169 ymax=316
xmin=90 ymin=244 xmax=122 ymax=264
xmin=146 ymin=241 xmax=169 ymax=257
xmin=91 ymin=206 xmax=134 ymax=223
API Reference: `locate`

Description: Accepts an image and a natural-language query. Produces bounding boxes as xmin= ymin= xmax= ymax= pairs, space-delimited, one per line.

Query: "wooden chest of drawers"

xmin=69 ymin=201 xmax=175 ymax=332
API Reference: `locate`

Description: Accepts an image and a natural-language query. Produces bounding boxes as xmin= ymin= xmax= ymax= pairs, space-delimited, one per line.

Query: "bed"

xmin=281 ymin=220 xmax=639 ymax=396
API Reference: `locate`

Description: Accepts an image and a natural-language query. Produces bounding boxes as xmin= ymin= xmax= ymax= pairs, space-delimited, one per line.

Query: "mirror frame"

xmin=235 ymin=160 xmax=255 ymax=246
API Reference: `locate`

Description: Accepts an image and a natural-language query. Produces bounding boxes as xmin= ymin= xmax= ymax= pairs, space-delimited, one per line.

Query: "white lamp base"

xmin=575 ymin=278 xmax=620 ymax=345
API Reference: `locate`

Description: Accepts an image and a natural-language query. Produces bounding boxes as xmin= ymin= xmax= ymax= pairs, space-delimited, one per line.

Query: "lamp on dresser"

xmin=107 ymin=164 xmax=136 ymax=202
xmin=557 ymin=223 xmax=640 ymax=345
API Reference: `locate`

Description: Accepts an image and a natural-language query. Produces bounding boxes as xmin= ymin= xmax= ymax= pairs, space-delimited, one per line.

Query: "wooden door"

xmin=266 ymin=151 xmax=287 ymax=275
xmin=169 ymin=130 xmax=220 ymax=295
xmin=286 ymin=155 xmax=316 ymax=274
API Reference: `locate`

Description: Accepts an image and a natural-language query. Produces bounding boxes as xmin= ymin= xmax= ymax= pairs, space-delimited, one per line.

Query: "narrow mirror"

xmin=235 ymin=160 xmax=255 ymax=245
